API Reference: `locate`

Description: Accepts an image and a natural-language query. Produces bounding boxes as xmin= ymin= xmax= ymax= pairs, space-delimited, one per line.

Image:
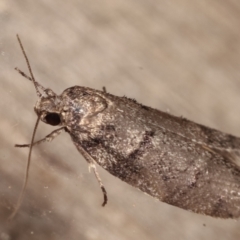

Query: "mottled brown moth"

xmin=10 ymin=35 xmax=240 ymax=219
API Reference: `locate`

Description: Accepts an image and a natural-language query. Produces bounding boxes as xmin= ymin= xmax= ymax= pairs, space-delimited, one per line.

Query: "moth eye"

xmin=44 ymin=113 xmax=61 ymax=126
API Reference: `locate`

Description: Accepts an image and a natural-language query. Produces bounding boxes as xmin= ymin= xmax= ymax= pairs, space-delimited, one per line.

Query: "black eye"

xmin=44 ymin=113 xmax=61 ymax=126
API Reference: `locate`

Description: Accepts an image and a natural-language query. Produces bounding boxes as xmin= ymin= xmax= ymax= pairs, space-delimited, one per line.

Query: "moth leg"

xmin=75 ymin=144 xmax=108 ymax=206
xmin=102 ymin=86 xmax=107 ymax=93
xmin=89 ymin=162 xmax=108 ymax=207
xmin=15 ymin=127 xmax=65 ymax=148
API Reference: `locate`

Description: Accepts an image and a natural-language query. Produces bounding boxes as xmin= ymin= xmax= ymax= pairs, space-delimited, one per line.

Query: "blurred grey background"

xmin=1 ymin=0 xmax=240 ymax=239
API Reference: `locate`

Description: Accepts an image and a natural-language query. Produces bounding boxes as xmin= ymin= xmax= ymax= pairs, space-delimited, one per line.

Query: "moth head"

xmin=34 ymin=88 xmax=62 ymax=126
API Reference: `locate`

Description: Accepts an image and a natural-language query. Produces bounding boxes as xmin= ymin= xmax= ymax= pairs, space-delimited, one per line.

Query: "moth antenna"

xmin=16 ymin=34 xmax=42 ymax=98
xmin=14 ymin=67 xmax=46 ymax=92
xmin=8 ymin=116 xmax=41 ymax=220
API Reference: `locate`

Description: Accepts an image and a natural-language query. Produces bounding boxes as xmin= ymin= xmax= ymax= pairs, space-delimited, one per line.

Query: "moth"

xmin=10 ymin=35 xmax=240 ymax=219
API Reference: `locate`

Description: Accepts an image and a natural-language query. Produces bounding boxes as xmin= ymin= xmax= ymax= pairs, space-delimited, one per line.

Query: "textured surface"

xmin=1 ymin=0 xmax=240 ymax=239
